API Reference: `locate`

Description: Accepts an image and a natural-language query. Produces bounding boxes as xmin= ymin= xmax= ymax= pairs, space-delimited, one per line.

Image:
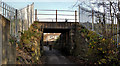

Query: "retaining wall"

xmin=0 ymin=15 xmax=16 ymax=65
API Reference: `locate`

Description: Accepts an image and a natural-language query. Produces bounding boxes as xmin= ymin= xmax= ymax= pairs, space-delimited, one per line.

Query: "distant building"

xmin=44 ymin=33 xmax=61 ymax=41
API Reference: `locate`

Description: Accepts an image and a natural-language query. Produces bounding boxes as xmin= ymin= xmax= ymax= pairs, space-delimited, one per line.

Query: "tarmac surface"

xmin=43 ymin=46 xmax=74 ymax=64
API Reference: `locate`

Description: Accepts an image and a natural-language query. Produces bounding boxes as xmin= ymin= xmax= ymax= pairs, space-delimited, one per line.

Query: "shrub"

xmin=17 ymin=22 xmax=42 ymax=64
xmin=87 ymin=31 xmax=119 ymax=65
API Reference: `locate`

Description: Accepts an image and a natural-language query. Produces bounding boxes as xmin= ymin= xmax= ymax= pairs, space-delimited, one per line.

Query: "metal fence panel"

xmin=78 ymin=0 xmax=119 ymax=47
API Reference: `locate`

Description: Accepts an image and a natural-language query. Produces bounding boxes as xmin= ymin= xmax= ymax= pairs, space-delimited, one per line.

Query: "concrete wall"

xmin=0 ymin=15 xmax=16 ymax=65
xmin=0 ymin=15 xmax=2 ymax=66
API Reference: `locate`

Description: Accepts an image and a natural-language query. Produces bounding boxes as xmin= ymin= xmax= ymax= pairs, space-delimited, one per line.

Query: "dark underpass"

xmin=35 ymin=21 xmax=78 ymax=64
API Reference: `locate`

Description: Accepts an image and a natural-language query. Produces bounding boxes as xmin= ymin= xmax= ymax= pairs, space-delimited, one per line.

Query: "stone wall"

xmin=0 ymin=15 xmax=16 ymax=65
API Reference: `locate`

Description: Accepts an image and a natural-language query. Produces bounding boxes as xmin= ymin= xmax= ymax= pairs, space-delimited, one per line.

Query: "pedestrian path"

xmin=43 ymin=46 xmax=74 ymax=64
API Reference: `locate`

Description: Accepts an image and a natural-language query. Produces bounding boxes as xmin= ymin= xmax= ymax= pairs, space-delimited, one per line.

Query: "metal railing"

xmin=35 ymin=9 xmax=78 ymax=22
xmin=0 ymin=0 xmax=34 ymax=38
xmin=0 ymin=1 xmax=17 ymax=37
xmin=0 ymin=1 xmax=16 ymax=20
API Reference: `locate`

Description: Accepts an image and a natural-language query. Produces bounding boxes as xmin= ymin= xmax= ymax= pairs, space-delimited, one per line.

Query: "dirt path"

xmin=43 ymin=46 xmax=74 ymax=64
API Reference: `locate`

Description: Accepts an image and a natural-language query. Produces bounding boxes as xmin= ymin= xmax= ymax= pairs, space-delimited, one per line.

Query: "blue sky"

xmin=1 ymin=0 xmax=94 ymax=22
xmin=5 ymin=2 xmax=77 ymax=10
xmin=1 ymin=0 xmax=117 ymax=23
xmin=4 ymin=2 xmax=79 ymax=22
xmin=2 ymin=0 xmax=79 ymax=2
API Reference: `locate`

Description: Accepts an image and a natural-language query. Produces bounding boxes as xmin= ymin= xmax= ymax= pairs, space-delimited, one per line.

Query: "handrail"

xmin=35 ymin=9 xmax=77 ymax=22
xmin=38 ymin=18 xmax=75 ymax=20
xmin=37 ymin=14 xmax=75 ymax=16
xmin=38 ymin=9 xmax=75 ymax=12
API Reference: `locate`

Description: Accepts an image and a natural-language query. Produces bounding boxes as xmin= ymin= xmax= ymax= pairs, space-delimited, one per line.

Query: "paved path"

xmin=43 ymin=46 xmax=74 ymax=64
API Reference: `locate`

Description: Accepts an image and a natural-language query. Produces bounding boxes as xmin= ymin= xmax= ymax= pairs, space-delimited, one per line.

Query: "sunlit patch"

xmin=2 ymin=21 xmax=6 ymax=27
xmin=43 ymin=33 xmax=61 ymax=42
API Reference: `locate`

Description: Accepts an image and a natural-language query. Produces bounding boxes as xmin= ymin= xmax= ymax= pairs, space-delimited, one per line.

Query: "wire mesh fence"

xmin=18 ymin=3 xmax=34 ymax=32
xmin=0 ymin=1 xmax=34 ymax=39
xmin=78 ymin=0 xmax=119 ymax=47
xmin=0 ymin=0 xmax=119 ymax=46
xmin=0 ymin=1 xmax=16 ymax=37
xmin=16 ymin=3 xmax=34 ymax=39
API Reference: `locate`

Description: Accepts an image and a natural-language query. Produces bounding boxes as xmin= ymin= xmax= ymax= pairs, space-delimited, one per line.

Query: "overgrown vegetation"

xmin=16 ymin=22 xmax=43 ymax=64
xmin=54 ymin=24 xmax=120 ymax=65
xmin=86 ymin=30 xmax=119 ymax=65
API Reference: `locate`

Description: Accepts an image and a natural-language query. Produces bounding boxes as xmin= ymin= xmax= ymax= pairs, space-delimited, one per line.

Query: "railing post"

xmin=56 ymin=10 xmax=57 ymax=23
xmin=75 ymin=10 xmax=77 ymax=22
xmin=35 ymin=9 xmax=37 ymax=21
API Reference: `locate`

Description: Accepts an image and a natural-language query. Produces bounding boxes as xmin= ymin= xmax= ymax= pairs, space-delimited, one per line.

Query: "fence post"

xmin=118 ymin=15 xmax=120 ymax=47
xmin=22 ymin=20 xmax=24 ymax=32
xmin=75 ymin=10 xmax=77 ymax=22
xmin=117 ymin=13 xmax=120 ymax=48
xmin=3 ymin=2 xmax=4 ymax=16
xmin=32 ymin=3 xmax=34 ymax=23
xmin=56 ymin=10 xmax=57 ymax=23
xmin=35 ymin=9 xmax=37 ymax=21
xmin=0 ymin=1 xmax=2 ymax=15
xmin=5 ymin=4 xmax=6 ymax=17
xmin=92 ymin=9 xmax=94 ymax=31
xmin=27 ymin=5 xmax=29 ymax=28
xmin=15 ymin=9 xmax=18 ymax=37
xmin=79 ymin=5 xmax=80 ymax=23
xmin=30 ymin=4 xmax=32 ymax=25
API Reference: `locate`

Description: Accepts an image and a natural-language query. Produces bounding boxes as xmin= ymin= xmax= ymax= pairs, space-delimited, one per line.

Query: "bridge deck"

xmin=34 ymin=21 xmax=79 ymax=29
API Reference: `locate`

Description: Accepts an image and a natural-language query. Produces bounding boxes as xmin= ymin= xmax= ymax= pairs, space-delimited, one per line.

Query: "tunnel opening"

xmin=43 ymin=33 xmax=61 ymax=46
xmin=42 ymin=29 xmax=71 ymax=52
